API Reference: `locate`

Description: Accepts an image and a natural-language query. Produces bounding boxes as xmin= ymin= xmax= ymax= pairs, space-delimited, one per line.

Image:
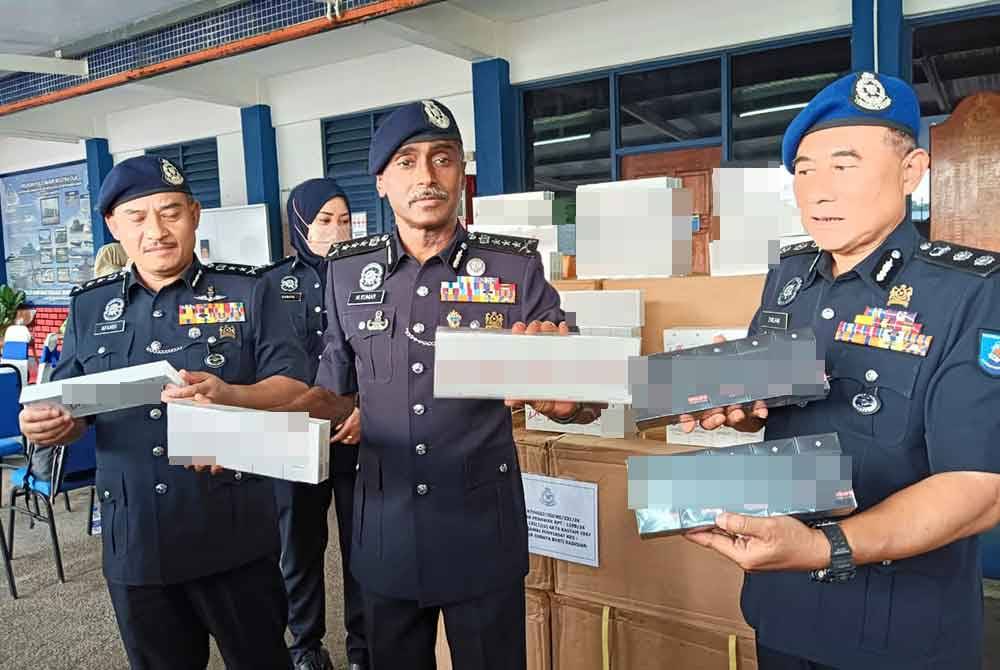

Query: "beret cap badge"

xmin=853 ymin=72 xmax=892 ymax=112
xmin=160 ymin=158 xmax=186 ymax=186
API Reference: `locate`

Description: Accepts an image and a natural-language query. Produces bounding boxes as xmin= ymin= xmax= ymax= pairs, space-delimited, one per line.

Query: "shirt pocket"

xmin=344 ymin=306 xmax=396 ymax=384
xmin=79 ymin=330 xmax=134 ymax=373
xmin=827 ymin=344 xmax=923 ymax=447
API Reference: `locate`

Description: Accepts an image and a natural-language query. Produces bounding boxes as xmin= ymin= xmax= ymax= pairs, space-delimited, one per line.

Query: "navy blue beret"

xmin=781 ymin=71 xmax=920 ymax=173
xmin=98 ymin=155 xmax=193 ymax=216
xmin=368 ymin=99 xmax=462 ymax=176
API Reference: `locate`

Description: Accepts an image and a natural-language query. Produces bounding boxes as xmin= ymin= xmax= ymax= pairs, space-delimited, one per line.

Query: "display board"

xmin=195 ymin=203 xmax=272 ymax=266
xmin=1 ymin=162 xmax=93 ymax=305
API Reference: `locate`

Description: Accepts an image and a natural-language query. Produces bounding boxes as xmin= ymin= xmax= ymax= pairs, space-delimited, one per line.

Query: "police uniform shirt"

xmin=314 ymin=225 xmax=564 ymax=606
xmin=259 ymin=255 xmax=327 ymax=383
xmin=52 ymin=257 xmax=311 ymax=586
xmin=742 ymin=221 xmax=1000 ymax=669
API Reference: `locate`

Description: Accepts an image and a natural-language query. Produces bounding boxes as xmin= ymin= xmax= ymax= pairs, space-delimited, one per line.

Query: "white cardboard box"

xmin=525 ymin=402 xmax=638 ymax=438
xmin=434 ymin=329 xmax=640 ymax=403
xmin=559 ymin=289 xmax=645 ymax=329
xmin=575 ymin=178 xmax=692 ymax=279
xmin=19 ymin=361 xmax=186 ymax=417
xmin=472 ymin=191 xmax=554 ymax=227
xmin=166 ymin=400 xmax=331 ymax=484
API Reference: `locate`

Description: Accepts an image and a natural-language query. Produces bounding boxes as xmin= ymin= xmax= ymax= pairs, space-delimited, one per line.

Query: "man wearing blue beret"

xmin=311 ymin=99 xmax=599 ymax=669
xmin=684 ymin=72 xmax=1000 ymax=669
xmin=18 ymin=155 xmax=328 ymax=669
xmin=258 ymin=178 xmax=368 ymax=670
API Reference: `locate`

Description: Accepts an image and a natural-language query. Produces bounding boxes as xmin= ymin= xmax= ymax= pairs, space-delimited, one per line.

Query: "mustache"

xmin=408 ymin=187 xmax=449 ymax=205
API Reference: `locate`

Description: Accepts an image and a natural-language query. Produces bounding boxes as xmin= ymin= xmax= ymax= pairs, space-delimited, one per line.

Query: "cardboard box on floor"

xmin=602 ymin=275 xmax=766 ymax=355
xmin=550 ymin=434 xmax=753 ymax=633
xmin=514 ymin=420 xmax=558 ymax=591
xmin=552 ymin=279 xmax=603 ymax=292
xmin=551 ymin=593 xmax=757 ymax=670
xmin=436 ymin=588 xmax=552 ymax=670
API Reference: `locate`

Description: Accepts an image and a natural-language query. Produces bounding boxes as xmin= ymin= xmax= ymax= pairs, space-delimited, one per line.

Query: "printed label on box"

xmin=522 ymin=473 xmax=599 ymax=568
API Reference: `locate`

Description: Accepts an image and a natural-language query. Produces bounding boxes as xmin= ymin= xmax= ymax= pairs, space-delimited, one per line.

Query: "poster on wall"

xmin=1 ymin=162 xmax=93 ymax=305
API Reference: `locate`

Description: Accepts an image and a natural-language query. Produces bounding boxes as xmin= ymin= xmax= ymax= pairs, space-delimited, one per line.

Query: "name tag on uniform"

xmin=758 ymin=311 xmax=788 ymax=331
xmin=94 ymin=321 xmax=126 ymax=336
xmin=280 ymin=292 xmax=303 ymax=302
xmin=348 ymin=290 xmax=385 ymax=306
xmin=178 ymin=302 xmax=246 ymax=325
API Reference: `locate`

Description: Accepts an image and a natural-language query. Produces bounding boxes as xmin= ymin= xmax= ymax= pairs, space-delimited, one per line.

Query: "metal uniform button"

xmin=152 ymin=310 xmax=164 ymax=318
xmin=97 ymin=346 xmax=107 ymax=355
xmin=865 ymin=369 xmax=879 ymax=383
xmin=149 ymin=408 xmax=162 ymax=420
xmin=152 ymin=446 xmax=165 ymax=457
xmin=234 ymin=472 xmax=243 ymax=481
xmin=882 ymin=559 xmax=892 ymax=566
xmin=415 ymin=443 xmax=427 ymax=455
xmin=411 ymin=362 xmax=425 ymax=375
xmin=314 ymin=306 xmax=322 ymax=313
xmin=314 ymin=283 xmax=321 ymax=289
xmin=103 ymin=490 xmax=111 ymax=500
xmin=207 ymin=336 xmax=217 ymax=345
xmin=154 ymin=483 xmax=168 ymax=495
xmin=412 ymin=322 xmax=425 ymax=334
xmin=416 ymin=483 xmax=429 ymax=496
xmin=316 ymin=330 xmax=323 ymax=336
xmin=417 ymin=286 xmax=429 ymax=297
xmin=412 ymin=404 xmax=425 ymax=416
xmin=499 ymin=463 xmax=509 ymax=473
xmin=821 ymin=307 xmax=835 ymax=320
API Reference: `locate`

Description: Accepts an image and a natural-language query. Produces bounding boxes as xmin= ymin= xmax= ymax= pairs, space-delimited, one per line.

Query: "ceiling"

xmin=0 ymin=0 xmax=223 ymax=56
xmin=448 ymin=0 xmax=605 ymax=22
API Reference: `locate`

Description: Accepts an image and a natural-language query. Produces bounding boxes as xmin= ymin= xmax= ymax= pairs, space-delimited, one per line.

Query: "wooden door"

xmin=620 ymin=146 xmax=722 ymax=274
xmin=930 ymin=92 xmax=1000 ymax=252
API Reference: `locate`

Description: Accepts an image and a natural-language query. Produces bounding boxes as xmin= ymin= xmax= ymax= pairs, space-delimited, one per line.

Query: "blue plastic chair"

xmin=7 ymin=426 xmax=97 ymax=586
xmin=0 ymin=363 xmax=24 ymax=598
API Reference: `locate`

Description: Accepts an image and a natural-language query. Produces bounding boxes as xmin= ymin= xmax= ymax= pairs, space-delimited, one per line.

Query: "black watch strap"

xmin=810 ymin=522 xmax=856 ymax=583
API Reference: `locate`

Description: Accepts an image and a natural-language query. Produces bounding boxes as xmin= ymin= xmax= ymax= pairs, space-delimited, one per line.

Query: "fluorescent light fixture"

xmin=533 ymin=133 xmax=592 ymax=147
xmin=739 ymin=103 xmax=809 ymax=118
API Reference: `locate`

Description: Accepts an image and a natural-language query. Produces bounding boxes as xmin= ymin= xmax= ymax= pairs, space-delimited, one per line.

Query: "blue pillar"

xmin=85 ymin=138 xmax=114 ymax=251
xmin=852 ymin=0 xmax=905 ymax=77
xmin=241 ymin=104 xmax=282 ymax=262
xmin=472 ymin=58 xmax=518 ymax=196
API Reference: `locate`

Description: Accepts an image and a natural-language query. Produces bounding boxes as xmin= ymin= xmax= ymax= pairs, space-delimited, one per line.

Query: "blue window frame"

xmin=322 ymin=106 xmax=402 ymax=236
xmin=145 ymin=138 xmax=221 ymax=209
xmin=517 ymin=27 xmax=852 ymax=191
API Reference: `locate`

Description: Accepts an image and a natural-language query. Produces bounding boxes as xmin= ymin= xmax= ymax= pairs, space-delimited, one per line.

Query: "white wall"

xmin=217 ymin=132 xmax=248 ymax=207
xmin=903 ymin=0 xmax=994 ymax=16
xmin=0 ymin=138 xmax=86 ymax=174
xmin=506 ymin=0 xmax=852 ymax=84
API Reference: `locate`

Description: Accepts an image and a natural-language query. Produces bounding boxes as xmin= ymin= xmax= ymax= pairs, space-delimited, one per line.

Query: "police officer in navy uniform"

xmin=18 ymin=155 xmax=319 ymax=670
xmin=260 ymin=178 xmax=368 ymax=670
xmin=683 ymin=73 xmax=1000 ymax=669
xmin=312 ymin=99 xmax=599 ymax=670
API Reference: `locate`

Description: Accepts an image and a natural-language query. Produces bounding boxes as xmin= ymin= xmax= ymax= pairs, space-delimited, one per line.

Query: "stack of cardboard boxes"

xmin=435 ymin=273 xmax=767 ymax=668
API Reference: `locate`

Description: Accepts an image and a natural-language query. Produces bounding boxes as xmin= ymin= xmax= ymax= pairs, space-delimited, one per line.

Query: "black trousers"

xmin=362 ymin=580 xmax=526 ymax=670
xmin=757 ymin=644 xmax=840 ymax=670
xmin=107 ymin=556 xmax=291 ymax=670
xmin=275 ymin=469 xmax=366 ymax=664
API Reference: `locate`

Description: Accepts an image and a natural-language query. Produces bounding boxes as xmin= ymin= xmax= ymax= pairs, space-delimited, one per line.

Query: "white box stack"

xmin=559 ymin=289 xmax=644 ymax=338
xmin=470 ymin=191 xmax=560 ymax=279
xmin=575 ymin=177 xmax=692 ymax=279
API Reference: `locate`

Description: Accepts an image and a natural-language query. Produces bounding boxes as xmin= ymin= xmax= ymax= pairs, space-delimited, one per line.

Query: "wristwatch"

xmin=810 ymin=521 xmax=856 ymax=583
xmin=547 ymin=402 xmax=584 ymax=425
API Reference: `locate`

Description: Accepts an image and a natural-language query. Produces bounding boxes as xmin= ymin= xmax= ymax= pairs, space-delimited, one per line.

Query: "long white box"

xmin=575 ymin=179 xmax=692 ymax=279
xmin=559 ymin=289 xmax=644 ymax=329
xmin=19 ymin=361 xmax=186 ymax=417
xmin=434 ymin=329 xmax=640 ymax=403
xmin=525 ymin=402 xmax=638 ymax=438
xmin=166 ymin=400 xmax=331 ymax=484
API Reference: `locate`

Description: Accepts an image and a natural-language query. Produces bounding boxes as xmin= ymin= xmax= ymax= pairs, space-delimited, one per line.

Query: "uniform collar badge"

xmin=194 ymin=285 xmax=226 ymax=302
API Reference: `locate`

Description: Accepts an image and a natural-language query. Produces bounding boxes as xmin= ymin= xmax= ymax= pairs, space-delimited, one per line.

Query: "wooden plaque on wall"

xmin=930 ymin=92 xmax=1000 ymax=252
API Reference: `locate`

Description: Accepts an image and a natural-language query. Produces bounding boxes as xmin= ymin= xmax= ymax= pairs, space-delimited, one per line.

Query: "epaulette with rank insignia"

xmin=254 ymin=255 xmax=295 ymax=274
xmin=326 ymin=234 xmax=392 ymax=261
xmin=466 ymin=231 xmax=539 ymax=256
xmin=779 ymin=240 xmax=819 ymax=259
xmin=69 ymin=270 xmax=126 ymax=297
xmin=916 ymin=240 xmax=999 ymax=277
xmin=206 ymin=262 xmax=259 ymax=277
